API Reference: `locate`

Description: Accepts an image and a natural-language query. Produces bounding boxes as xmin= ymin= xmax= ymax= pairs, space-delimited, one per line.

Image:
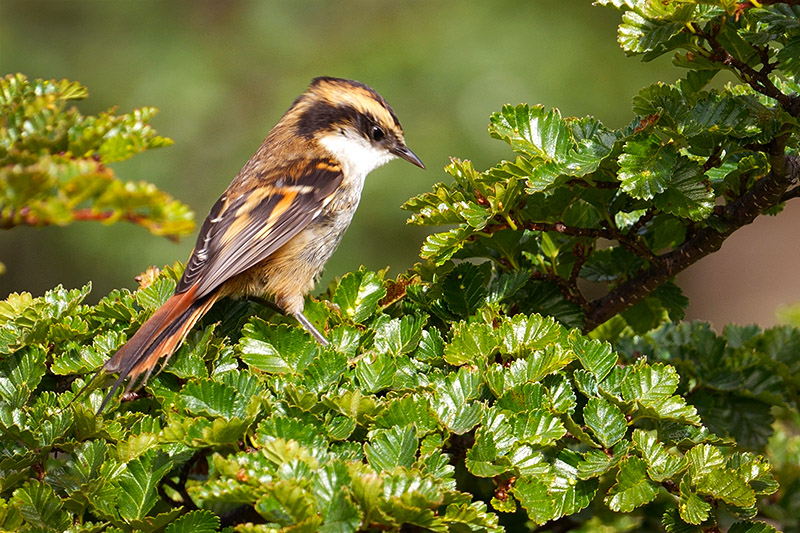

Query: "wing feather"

xmin=176 ymin=159 xmax=343 ymax=298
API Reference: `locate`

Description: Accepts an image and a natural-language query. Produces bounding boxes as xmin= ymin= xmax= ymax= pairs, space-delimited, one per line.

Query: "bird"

xmin=97 ymin=76 xmax=424 ymax=411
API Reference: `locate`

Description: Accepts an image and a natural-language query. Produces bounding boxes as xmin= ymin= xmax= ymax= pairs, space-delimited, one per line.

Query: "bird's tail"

xmin=98 ymin=287 xmax=218 ymax=412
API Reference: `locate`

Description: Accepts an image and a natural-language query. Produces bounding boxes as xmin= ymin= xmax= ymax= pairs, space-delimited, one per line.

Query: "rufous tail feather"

xmin=97 ymin=287 xmax=218 ymax=412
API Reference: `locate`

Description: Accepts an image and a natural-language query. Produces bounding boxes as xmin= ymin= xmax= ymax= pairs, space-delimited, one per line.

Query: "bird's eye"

xmin=370 ymin=125 xmax=385 ymax=142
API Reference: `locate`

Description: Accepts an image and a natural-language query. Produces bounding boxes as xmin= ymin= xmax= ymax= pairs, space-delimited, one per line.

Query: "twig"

xmin=697 ymin=24 xmax=800 ymax=118
xmin=582 ymin=142 xmax=798 ymax=332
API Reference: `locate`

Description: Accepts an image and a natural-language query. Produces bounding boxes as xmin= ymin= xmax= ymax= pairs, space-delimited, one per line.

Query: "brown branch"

xmin=582 ymin=141 xmax=798 ymax=332
xmin=698 ymin=25 xmax=800 ymax=118
xmin=524 ymin=221 xmax=608 ymax=239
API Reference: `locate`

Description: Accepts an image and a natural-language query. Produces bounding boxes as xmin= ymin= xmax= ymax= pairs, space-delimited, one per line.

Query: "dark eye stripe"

xmin=296 ymin=101 xmax=361 ymax=138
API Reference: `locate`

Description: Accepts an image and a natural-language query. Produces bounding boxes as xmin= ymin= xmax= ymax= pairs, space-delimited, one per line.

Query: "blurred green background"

xmin=2 ymin=0 xmax=798 ymax=328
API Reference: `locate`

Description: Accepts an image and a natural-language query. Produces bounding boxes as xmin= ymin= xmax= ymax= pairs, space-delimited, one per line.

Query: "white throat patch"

xmin=318 ymin=130 xmax=395 ymax=182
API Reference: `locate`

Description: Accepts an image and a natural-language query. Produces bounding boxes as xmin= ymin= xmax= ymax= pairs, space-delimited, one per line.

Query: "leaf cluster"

xmin=3 ymin=1 xmax=800 ymax=532
xmin=403 ymin=0 xmax=800 ymax=334
xmin=0 ymin=74 xmax=194 ymax=257
xmin=0 ymin=260 xmax=790 ymax=532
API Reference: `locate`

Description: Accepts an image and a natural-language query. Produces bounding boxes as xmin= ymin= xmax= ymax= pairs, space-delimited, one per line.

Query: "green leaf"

xmin=653 ymin=156 xmax=714 ymax=221
xmin=583 ymin=397 xmax=627 ymax=448
xmin=618 ymin=135 xmax=678 ymax=200
xmin=444 ymin=321 xmax=497 ymax=366
xmin=513 ymin=450 xmax=598 ymax=525
xmin=365 ymin=426 xmax=418 ymax=471
xmin=489 ymin=104 xmax=572 ymax=160
xmin=621 ymin=362 xmax=679 ymax=404
xmin=374 ymin=394 xmax=438 ymax=437
xmin=116 ymin=451 xmax=173 ymax=520
xmin=632 ymin=429 xmax=687 ymax=481
xmin=618 ymin=10 xmax=687 ymax=56
xmin=441 ymin=262 xmax=489 ymax=318
xmin=510 ymin=408 xmax=566 ymax=446
xmin=777 ymin=36 xmax=800 ymax=79
xmin=499 ymin=313 xmax=564 ymax=356
xmin=549 ymin=449 xmax=598 ymax=518
xmin=255 ymin=481 xmax=320 ymax=528
xmin=332 ymin=268 xmax=386 ymax=324
xmin=570 ymin=332 xmax=618 ymax=381
xmin=0 ymin=346 xmax=47 ymax=407
xmin=604 ymin=456 xmax=660 ymax=512
xmin=727 ymin=522 xmax=780 ymax=533
xmin=512 ymin=476 xmax=555 ymax=525
xmin=679 ymin=476 xmax=711 ymax=525
xmin=420 ymin=226 xmax=473 ymax=265
xmin=662 ymin=507 xmax=703 ymax=533
xmin=431 ymin=367 xmax=484 ymax=434
xmin=686 ymin=444 xmax=725 ymax=480
xmin=354 ymin=351 xmax=396 ymax=394
xmin=180 ymin=379 xmax=248 ymax=419
xmin=239 ymin=320 xmax=318 ymax=374
xmin=372 ymin=314 xmax=425 ymax=357
xmin=10 ymin=479 xmax=71 ymax=531
xmin=695 ymin=468 xmax=756 ymax=508
xmin=577 ymin=441 xmax=630 ymax=479
xmin=164 ymin=509 xmax=220 ymax=533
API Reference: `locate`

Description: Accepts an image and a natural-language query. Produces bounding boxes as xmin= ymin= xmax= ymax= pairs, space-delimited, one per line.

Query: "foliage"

xmin=2 ymin=1 xmax=800 ymax=532
xmin=0 ymin=74 xmax=195 ymax=271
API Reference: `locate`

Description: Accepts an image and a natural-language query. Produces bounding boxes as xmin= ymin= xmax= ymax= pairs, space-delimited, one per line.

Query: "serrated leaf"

xmin=332 ymin=269 xmax=386 ymax=324
xmin=727 ymin=521 xmax=780 ymax=533
xmin=181 ymin=379 xmax=247 ymax=419
xmin=663 ymin=507 xmax=703 ymax=533
xmin=164 ymin=509 xmax=220 ymax=533
xmin=441 ymin=262 xmax=489 ymax=318
xmin=255 ymin=481 xmax=320 ymax=528
xmin=420 ymin=226 xmax=473 ymax=266
xmin=632 ymin=429 xmax=687 ymax=481
xmin=605 ymin=456 xmax=660 ymax=512
xmin=116 ymin=451 xmax=173 ymax=520
xmin=511 ymin=476 xmax=555 ymax=525
xmin=239 ymin=320 xmax=318 ymax=374
xmin=777 ymin=36 xmax=800 ymax=79
xmin=695 ymin=468 xmax=756 ymax=508
xmin=372 ymin=314 xmax=425 ymax=357
xmin=490 ymin=104 xmax=572 ymax=160
xmin=679 ymin=476 xmax=711 ymax=525
xmin=621 ymin=362 xmax=679 ymax=404
xmin=513 ymin=450 xmax=597 ymax=525
xmin=687 ymin=444 xmax=726 ymax=480
xmin=354 ymin=351 xmax=396 ymax=394
xmin=510 ymin=409 xmax=566 ymax=445
xmin=499 ymin=313 xmax=563 ymax=356
xmin=10 ymin=479 xmax=71 ymax=531
xmin=374 ymin=394 xmax=438 ymax=437
xmin=584 ymin=397 xmax=628 ymax=448
xmin=618 ymin=10 xmax=687 ymax=55
xmin=549 ymin=449 xmax=598 ymax=519
xmin=577 ymin=441 xmax=630 ymax=479
xmin=365 ymin=426 xmax=418 ymax=471
xmin=618 ymin=135 xmax=678 ymax=200
xmin=570 ymin=332 xmax=618 ymax=381
xmin=443 ymin=321 xmax=497 ymax=366
xmin=431 ymin=367 xmax=484 ymax=434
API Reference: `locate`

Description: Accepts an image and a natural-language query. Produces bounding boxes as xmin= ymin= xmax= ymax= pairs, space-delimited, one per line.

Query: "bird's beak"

xmin=392 ymin=144 xmax=425 ymax=169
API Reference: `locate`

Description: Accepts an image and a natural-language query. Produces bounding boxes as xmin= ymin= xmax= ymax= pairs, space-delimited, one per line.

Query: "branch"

xmin=0 ymin=206 xmax=182 ymax=242
xmin=698 ymin=25 xmax=800 ymax=119
xmin=583 ymin=142 xmax=799 ymax=332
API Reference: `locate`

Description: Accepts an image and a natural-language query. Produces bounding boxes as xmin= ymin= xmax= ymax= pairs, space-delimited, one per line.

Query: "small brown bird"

xmin=99 ymin=77 xmax=424 ymax=411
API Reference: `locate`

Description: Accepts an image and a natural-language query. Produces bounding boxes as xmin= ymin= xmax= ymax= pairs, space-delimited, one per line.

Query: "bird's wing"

xmin=177 ymin=158 xmax=343 ymax=298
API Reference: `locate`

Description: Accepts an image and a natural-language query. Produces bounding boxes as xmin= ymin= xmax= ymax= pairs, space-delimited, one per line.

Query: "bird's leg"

xmin=246 ymin=295 xmax=329 ymax=345
xmin=293 ymin=311 xmax=330 ymax=346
